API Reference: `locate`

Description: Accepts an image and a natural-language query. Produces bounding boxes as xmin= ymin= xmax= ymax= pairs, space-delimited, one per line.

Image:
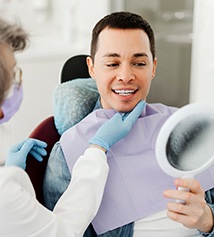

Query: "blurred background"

xmin=1 ymin=0 xmax=214 ymax=162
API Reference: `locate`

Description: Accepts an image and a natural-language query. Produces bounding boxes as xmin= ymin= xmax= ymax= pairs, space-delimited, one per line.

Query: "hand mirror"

xmin=155 ymin=103 xmax=214 ymax=179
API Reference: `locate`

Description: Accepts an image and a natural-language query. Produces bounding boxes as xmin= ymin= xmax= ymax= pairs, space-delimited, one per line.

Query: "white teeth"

xmin=114 ymin=90 xmax=135 ymax=96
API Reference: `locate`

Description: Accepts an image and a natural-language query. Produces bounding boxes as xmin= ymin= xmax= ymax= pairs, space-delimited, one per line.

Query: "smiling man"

xmin=86 ymin=27 xmax=157 ymax=113
xmin=44 ymin=12 xmax=214 ymax=237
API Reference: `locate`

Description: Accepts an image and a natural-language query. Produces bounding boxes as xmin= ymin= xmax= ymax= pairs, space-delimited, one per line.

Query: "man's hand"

xmin=89 ymin=100 xmax=146 ymax=152
xmin=5 ymin=138 xmax=47 ymax=169
xmin=164 ymin=178 xmax=213 ymax=233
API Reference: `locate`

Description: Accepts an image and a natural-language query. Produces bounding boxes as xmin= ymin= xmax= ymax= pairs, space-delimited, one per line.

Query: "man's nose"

xmin=116 ymin=64 xmax=135 ymax=83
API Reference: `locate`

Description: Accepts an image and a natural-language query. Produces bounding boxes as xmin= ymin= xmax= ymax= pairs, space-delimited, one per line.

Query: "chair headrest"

xmin=53 ymin=78 xmax=99 ymax=135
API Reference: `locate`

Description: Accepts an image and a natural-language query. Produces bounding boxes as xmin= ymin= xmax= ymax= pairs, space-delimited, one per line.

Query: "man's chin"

xmin=101 ymin=99 xmax=140 ymax=112
xmin=113 ymin=104 xmax=136 ymax=113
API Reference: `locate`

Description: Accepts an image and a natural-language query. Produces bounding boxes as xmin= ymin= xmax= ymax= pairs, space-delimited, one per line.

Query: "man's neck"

xmin=93 ymin=97 xmax=102 ymax=111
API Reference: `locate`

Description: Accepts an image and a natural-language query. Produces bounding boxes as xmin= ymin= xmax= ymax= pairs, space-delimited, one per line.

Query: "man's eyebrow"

xmin=102 ymin=53 xmax=149 ymax=58
xmin=132 ymin=53 xmax=149 ymax=58
xmin=102 ymin=53 xmax=120 ymax=58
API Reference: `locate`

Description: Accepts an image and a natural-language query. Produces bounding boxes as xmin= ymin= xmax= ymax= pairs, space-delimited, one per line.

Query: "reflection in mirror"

xmin=166 ymin=113 xmax=214 ymax=171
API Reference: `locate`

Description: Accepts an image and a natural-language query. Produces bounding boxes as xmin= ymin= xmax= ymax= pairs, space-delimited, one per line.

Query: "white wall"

xmin=0 ymin=0 xmax=110 ymax=48
xmin=190 ymin=0 xmax=214 ymax=105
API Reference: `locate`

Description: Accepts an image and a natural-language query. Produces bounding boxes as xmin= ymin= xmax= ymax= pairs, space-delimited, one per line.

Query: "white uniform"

xmin=0 ymin=147 xmax=108 ymax=237
xmin=0 ymin=122 xmax=13 ymax=165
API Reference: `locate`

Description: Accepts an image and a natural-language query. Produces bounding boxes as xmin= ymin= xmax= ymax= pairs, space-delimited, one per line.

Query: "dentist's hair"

xmin=0 ymin=17 xmax=28 ymax=105
xmin=0 ymin=17 xmax=29 ymax=51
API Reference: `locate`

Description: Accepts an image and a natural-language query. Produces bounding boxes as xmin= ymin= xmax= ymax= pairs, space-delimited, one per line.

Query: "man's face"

xmin=87 ymin=28 xmax=157 ymax=112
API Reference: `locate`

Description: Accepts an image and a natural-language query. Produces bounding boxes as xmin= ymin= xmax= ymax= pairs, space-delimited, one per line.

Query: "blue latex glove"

xmin=89 ymin=100 xmax=146 ymax=152
xmin=5 ymin=138 xmax=47 ymax=169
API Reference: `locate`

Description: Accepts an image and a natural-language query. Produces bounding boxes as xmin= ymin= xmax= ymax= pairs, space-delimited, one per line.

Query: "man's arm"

xmin=164 ymin=178 xmax=214 ymax=235
xmin=199 ymin=188 xmax=214 ymax=237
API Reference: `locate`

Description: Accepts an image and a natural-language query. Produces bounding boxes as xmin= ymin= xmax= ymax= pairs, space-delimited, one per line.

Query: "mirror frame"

xmin=155 ymin=103 xmax=214 ymax=178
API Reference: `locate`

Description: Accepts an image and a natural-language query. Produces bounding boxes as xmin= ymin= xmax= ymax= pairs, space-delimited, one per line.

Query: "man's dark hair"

xmin=90 ymin=11 xmax=155 ymax=61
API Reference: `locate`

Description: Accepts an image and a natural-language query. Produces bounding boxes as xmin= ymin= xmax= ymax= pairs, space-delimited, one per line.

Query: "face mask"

xmin=0 ymin=84 xmax=23 ymax=124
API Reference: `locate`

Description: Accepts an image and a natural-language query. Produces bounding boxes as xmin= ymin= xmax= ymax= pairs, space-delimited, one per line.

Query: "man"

xmin=0 ymin=17 xmax=145 ymax=236
xmin=44 ymin=12 xmax=214 ymax=236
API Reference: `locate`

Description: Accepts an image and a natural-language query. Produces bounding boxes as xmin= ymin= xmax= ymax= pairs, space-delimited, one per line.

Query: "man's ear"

xmin=152 ymin=57 xmax=157 ymax=79
xmin=86 ymin=56 xmax=95 ymax=79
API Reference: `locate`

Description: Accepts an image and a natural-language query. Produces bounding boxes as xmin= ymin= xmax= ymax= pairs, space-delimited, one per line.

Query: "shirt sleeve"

xmin=0 ymin=147 xmax=108 ymax=237
xmin=43 ymin=142 xmax=71 ymax=210
xmin=199 ymin=189 xmax=214 ymax=237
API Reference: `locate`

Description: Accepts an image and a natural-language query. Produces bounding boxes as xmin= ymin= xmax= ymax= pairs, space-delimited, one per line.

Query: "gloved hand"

xmin=89 ymin=100 xmax=146 ymax=152
xmin=5 ymin=138 xmax=47 ymax=169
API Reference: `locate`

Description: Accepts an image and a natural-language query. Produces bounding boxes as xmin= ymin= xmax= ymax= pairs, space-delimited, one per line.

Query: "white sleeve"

xmin=0 ymin=147 xmax=108 ymax=237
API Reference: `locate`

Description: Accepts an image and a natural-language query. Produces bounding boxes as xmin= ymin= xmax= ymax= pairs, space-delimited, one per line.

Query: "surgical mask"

xmin=0 ymin=84 xmax=23 ymax=124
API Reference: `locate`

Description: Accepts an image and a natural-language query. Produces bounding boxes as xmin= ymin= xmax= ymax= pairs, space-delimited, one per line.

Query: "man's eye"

xmin=106 ymin=63 xmax=119 ymax=67
xmin=133 ymin=62 xmax=146 ymax=67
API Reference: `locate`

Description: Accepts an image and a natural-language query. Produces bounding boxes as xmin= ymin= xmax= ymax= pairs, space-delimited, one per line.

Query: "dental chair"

xmin=26 ymin=54 xmax=92 ymax=205
xmin=61 ymin=54 xmax=90 ymax=83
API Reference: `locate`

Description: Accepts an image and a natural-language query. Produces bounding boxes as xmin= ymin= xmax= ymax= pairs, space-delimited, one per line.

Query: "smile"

xmin=113 ymin=89 xmax=137 ymax=96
